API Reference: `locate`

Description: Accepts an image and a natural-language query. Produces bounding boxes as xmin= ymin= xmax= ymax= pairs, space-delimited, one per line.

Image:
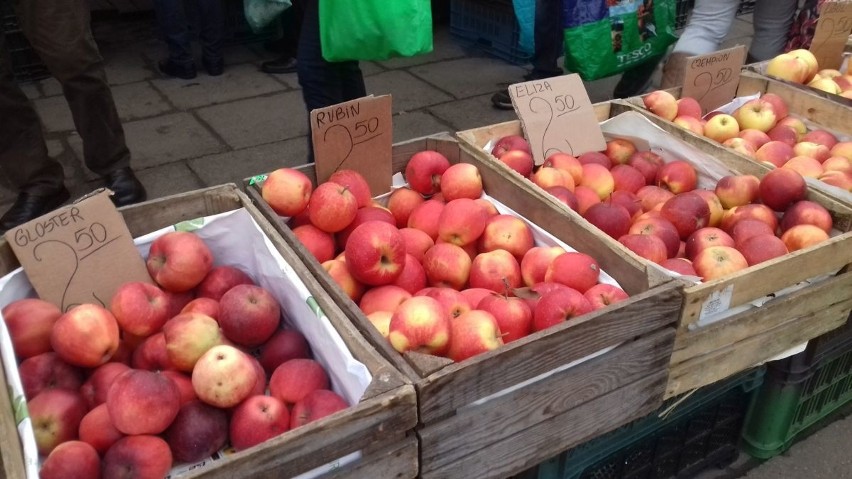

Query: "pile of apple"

xmin=2 ymin=231 xmax=348 ymax=478
xmin=487 ymin=134 xmax=834 ymax=281
xmin=642 ymin=88 xmax=852 ymax=192
xmin=765 ymin=48 xmax=852 ymax=98
xmin=260 ymin=158 xmax=628 ymax=362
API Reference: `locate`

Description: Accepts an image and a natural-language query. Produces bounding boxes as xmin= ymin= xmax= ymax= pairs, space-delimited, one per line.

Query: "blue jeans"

xmin=530 ymin=0 xmax=563 ymax=79
xmin=153 ymin=0 xmax=225 ymax=66
xmin=297 ymin=0 xmax=366 ymax=162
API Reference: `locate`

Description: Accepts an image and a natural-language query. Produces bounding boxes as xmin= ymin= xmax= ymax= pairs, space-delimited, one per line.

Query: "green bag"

xmin=244 ymin=0 xmax=291 ymax=33
xmin=319 ymin=0 xmax=433 ymax=62
xmin=563 ymin=0 xmax=678 ymax=81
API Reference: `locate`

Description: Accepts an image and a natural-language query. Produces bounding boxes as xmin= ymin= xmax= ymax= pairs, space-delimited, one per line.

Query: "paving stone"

xmin=72 ymin=112 xmax=228 ymax=170
xmin=102 ymin=50 xmax=154 ymax=85
xmin=151 ymin=63 xmax=290 ymax=110
xmin=17 ymin=82 xmax=40 ymax=100
xmin=428 ymin=93 xmax=518 ymax=131
xmin=392 ymin=111 xmax=456 ymax=143
xmin=365 ymin=70 xmax=453 ymax=114
xmin=359 ymin=61 xmax=386 ymax=77
xmin=134 ymin=162 xmax=205 ymax=201
xmin=376 ymin=28 xmax=468 ymax=70
xmin=409 ymin=56 xmax=526 ymax=99
xmin=196 ymin=90 xmax=307 ymax=149
xmin=33 ymin=96 xmax=74 ymax=132
xmin=111 ymin=82 xmax=173 ymax=121
xmin=38 ymin=77 xmax=63 ymax=97
xmin=188 ymin=138 xmax=308 ymax=186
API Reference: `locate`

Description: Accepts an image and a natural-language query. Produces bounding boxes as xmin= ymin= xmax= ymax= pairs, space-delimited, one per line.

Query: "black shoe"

xmin=491 ymin=89 xmax=513 ymax=110
xmin=261 ymin=57 xmax=298 ymax=74
xmin=158 ymin=60 xmax=197 ymax=80
xmin=0 ymin=188 xmax=71 ymax=232
xmin=104 ymin=168 xmax=147 ymax=207
xmin=203 ymin=58 xmax=224 ymax=76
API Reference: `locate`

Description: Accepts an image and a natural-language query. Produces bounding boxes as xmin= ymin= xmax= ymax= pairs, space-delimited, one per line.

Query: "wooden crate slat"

xmin=324 ymin=435 xmax=418 ymax=479
xmin=420 ymin=372 xmax=668 ymax=479
xmin=419 ymin=328 xmax=674 ymax=468
xmin=417 ymin=286 xmax=680 ymax=423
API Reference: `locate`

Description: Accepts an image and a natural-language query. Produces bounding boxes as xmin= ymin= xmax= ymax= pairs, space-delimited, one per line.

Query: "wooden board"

xmin=244 ymin=134 xmax=682 ymax=479
xmin=456 ymin=107 xmax=852 ymax=401
xmin=0 ymin=185 xmax=418 ymax=479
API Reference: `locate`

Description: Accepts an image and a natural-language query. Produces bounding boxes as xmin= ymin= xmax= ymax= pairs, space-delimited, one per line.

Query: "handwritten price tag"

xmin=681 ymin=45 xmax=746 ymax=112
xmin=4 ymin=191 xmax=151 ymax=312
xmin=810 ymin=0 xmax=852 ymax=70
xmin=509 ymin=74 xmax=606 ymax=165
xmin=311 ymin=95 xmax=393 ymax=196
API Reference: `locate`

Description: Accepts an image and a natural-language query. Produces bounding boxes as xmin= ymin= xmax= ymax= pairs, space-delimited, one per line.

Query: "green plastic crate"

xmin=532 ymin=367 xmax=765 ymax=479
xmin=741 ymin=318 xmax=852 ymax=459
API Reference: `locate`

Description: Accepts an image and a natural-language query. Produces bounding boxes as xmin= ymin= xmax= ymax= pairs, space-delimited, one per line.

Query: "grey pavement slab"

xmin=33 ymin=96 xmax=74 ymax=132
xmin=392 ymin=111 xmax=457 ymax=144
xmin=195 ymin=90 xmax=307 ymax=149
xmin=102 ymin=51 xmax=155 ymax=85
xmin=428 ymin=94 xmax=519 ymax=131
xmin=37 ymin=77 xmax=63 ymax=97
xmin=376 ymin=28 xmax=468 ymax=70
xmin=111 ymin=82 xmax=173 ymax=121
xmin=365 ymin=70 xmax=454 ymax=114
xmin=409 ymin=56 xmax=527 ymax=99
xmin=135 ymin=161 xmax=205 ymax=199
xmin=18 ymin=82 xmax=40 ymax=100
xmin=86 ymin=112 xmax=227 ymax=169
xmin=188 ymin=138 xmax=308 ymax=186
xmin=151 ymin=62 xmax=292 ymax=110
xmin=358 ymin=61 xmax=387 ymax=78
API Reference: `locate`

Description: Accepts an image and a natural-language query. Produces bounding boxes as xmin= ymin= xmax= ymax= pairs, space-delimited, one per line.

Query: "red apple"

xmin=261 ymin=168 xmax=313 ymax=217
xmin=146 ymin=231 xmax=213 ymax=292
xmin=345 ymin=221 xmax=407 ymax=286
xmin=269 ymin=358 xmax=329 ymax=405
xmin=229 ymin=395 xmax=289 ymax=452
xmin=580 ymin=163 xmax=615 ymax=199
xmin=78 ymin=404 xmax=124 ymax=455
xmin=760 ymin=93 xmax=789 ymax=120
xmin=577 ymin=151 xmax=612 ymax=169
xmin=583 ymin=283 xmax=629 ymax=310
xmin=388 ymin=296 xmax=451 ymax=355
xmin=520 ymin=246 xmax=565 ymax=287
xmin=163 ymin=399 xmax=229 ymax=462
xmin=258 ymin=329 xmax=311 ymax=376
xmin=387 ymin=187 xmax=425 ymax=228
xmin=478 ymin=214 xmax=535 ymax=260
xmin=533 ymin=288 xmax=593 ymax=331
xmin=684 ymin=227 xmax=735 ymax=260
xmin=692 ymin=246 xmax=749 ymax=281
xmin=80 ymin=361 xmax=130 ymax=409
xmin=28 ymin=388 xmax=87 ymax=455
xmin=610 ymin=164 xmax=646 ymax=194
xmin=766 ymin=125 xmax=799 ymax=148
xmin=328 ymin=169 xmax=372 ymax=208
xmin=192 ymin=345 xmax=258 ymax=408
xmin=469 ymin=249 xmax=522 ymax=293
xmin=130 ymin=331 xmax=175 ymax=371
xmin=393 ymin=254 xmax=429 ymax=294
xmin=447 ymin=310 xmax=504 ymax=362
xmin=636 ymin=185 xmax=675 ymax=212
xmin=643 ymin=90 xmax=678 ymax=120
xmin=107 ymin=369 xmax=180 ymax=435
xmin=218 ymin=284 xmax=281 ymax=347
xmin=109 ymin=281 xmax=170 ymax=338
xmin=660 ymin=257 xmax=698 ymax=276
xmin=780 ymin=200 xmax=833 ymax=234
xmin=619 ymin=233 xmax=668 ymax=264
xmin=477 ymin=294 xmax=532 ymax=343
xmin=656 ymin=160 xmax=698 ymax=194
xmin=196 ymin=265 xmax=254 ymax=300
xmin=399 ymin=227 xmax=435 ymax=263
xmin=499 ymin=150 xmax=535 ymax=177
xmin=491 ymin=135 xmax=531 ymax=157
xmin=51 ymin=304 xmax=120 ymax=368
xmin=422 ymin=242 xmax=472 ymax=290
xmin=544 ymin=252 xmax=600 ymax=293
xmin=40 ymin=440 xmax=101 ymax=479
xmin=308 ymin=181 xmax=358 ymax=233
xmin=162 ymin=370 xmax=197 ymax=405
xmin=628 ymin=151 xmax=665 ymax=185
xmin=714 ymin=174 xmax=761 ymax=209
xmin=359 ymin=285 xmax=412 ymax=315
xmin=604 ymin=138 xmax=637 ymax=165
xmin=405 ymin=150 xmax=451 ymax=195
xmin=759 ymin=168 xmax=807 ymax=212
xmin=739 ymin=234 xmax=789 ymax=266
xmin=437 ymin=198 xmax=490 ymax=246
xmin=781 ymin=224 xmax=830 ymax=252
xmin=19 ymin=352 xmax=84 ymax=400
xmin=181 ymin=297 xmax=220 ymax=319
xmin=293 ymin=224 xmax=336 ymax=263
xmin=546 ymin=186 xmax=579 ymax=211
xmin=574 ymin=186 xmax=602 ymax=215
xmin=440 ymin=163 xmax=483 ymax=201
xmin=583 ymin=202 xmax=631 ymax=239
xmin=102 ymin=435 xmax=172 ymax=479
xmin=162 ymin=312 xmax=223 ymax=372
xmin=544 ymin=152 xmax=583 ymax=185
xmin=661 ymin=192 xmax=711 ymax=240
xmin=290 ymin=389 xmax=349 ymax=429
xmin=628 ymin=217 xmax=680 ymax=259
xmin=731 ymin=219 xmax=775 ymax=246
xmin=739 ymin=129 xmax=772 ymax=149
xmin=1 ymin=298 xmax=60 ymax=359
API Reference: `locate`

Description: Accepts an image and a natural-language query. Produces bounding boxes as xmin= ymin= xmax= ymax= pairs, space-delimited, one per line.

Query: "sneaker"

xmin=491 ymin=89 xmax=513 ymax=110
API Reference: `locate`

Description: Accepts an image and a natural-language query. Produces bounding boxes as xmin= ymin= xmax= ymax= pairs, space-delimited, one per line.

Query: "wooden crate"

xmin=244 ymin=136 xmax=683 ymax=479
xmin=456 ymin=101 xmax=852 ymax=400
xmin=0 ymin=184 xmax=417 ymax=479
xmin=622 ymin=70 xmax=852 ymax=208
xmin=744 ymin=60 xmax=852 ymax=108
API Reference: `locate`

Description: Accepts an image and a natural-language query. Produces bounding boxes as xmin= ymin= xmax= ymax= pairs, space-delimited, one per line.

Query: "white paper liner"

xmin=0 ymin=208 xmax=370 ymax=478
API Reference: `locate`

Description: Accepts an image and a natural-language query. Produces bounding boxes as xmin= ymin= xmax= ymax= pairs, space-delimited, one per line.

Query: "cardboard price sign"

xmin=810 ymin=1 xmax=852 ymax=70
xmin=509 ymin=73 xmax=606 ymax=164
xmin=311 ymin=95 xmax=393 ymax=196
xmin=681 ymin=45 xmax=746 ymax=112
xmin=3 ymin=190 xmax=151 ymax=312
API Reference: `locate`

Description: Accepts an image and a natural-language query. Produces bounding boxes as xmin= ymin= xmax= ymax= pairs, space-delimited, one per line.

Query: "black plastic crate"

xmin=533 ymin=367 xmax=765 ymax=479
xmin=449 ymin=0 xmax=531 ymax=65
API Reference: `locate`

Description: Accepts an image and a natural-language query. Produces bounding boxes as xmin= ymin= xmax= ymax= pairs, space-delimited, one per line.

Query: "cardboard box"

xmin=245 ymin=134 xmax=682 ymax=479
xmin=0 ymin=185 xmax=417 ymax=479
xmin=456 ymin=101 xmax=852 ymax=399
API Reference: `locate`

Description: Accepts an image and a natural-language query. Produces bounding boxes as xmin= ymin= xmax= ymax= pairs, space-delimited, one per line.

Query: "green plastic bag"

xmin=563 ymin=0 xmax=678 ymax=81
xmin=319 ymin=0 xmax=433 ymax=62
xmin=244 ymin=0 xmax=292 ymax=33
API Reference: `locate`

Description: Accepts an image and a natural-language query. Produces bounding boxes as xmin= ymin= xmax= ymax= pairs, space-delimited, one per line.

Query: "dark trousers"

xmin=152 ymin=0 xmax=224 ymax=66
xmin=278 ymin=0 xmax=304 ymax=59
xmin=530 ymin=0 xmax=563 ymax=79
xmin=0 ymin=0 xmax=129 ymax=195
xmin=297 ymin=0 xmax=366 ymax=161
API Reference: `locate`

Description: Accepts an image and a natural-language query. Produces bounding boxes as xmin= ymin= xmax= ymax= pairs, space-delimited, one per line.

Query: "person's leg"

xmin=262 ymin=0 xmax=304 ymax=74
xmin=748 ymin=0 xmax=798 ymax=62
xmin=197 ymin=0 xmax=226 ymax=74
xmin=613 ymin=54 xmax=664 ymax=98
xmin=529 ymin=0 xmax=564 ymax=79
xmin=152 ymin=0 xmax=197 ymax=78
xmin=16 ymin=0 xmax=145 ymax=206
xmin=660 ymin=0 xmax=739 ymax=88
